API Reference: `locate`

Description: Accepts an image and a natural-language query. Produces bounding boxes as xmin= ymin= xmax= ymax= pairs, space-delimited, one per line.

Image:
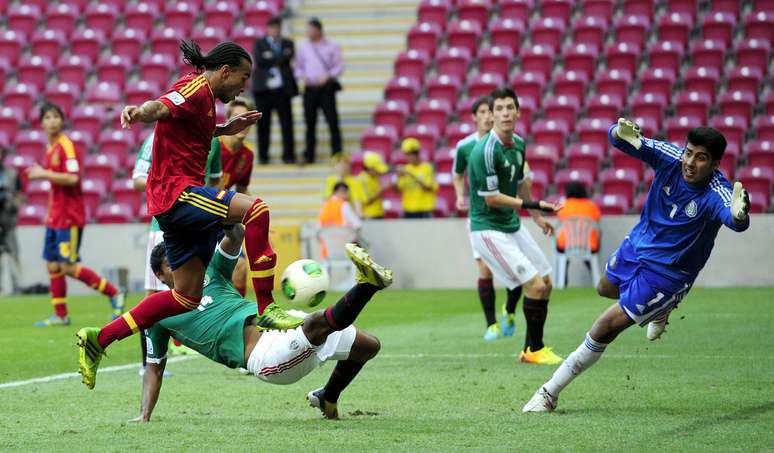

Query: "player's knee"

xmin=358 ymin=332 xmax=380 ymax=361
xmin=61 ymin=263 xmax=78 ymax=276
xmin=46 ymin=262 xmax=61 ymax=274
xmin=476 ymin=260 xmax=492 ymax=279
xmin=526 ymin=277 xmax=548 ymax=299
xmin=542 ymin=276 xmax=553 ymax=296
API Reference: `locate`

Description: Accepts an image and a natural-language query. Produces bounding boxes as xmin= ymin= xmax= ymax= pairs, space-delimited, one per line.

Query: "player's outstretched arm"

xmin=130 ymin=359 xmax=167 ymax=423
xmin=214 ymin=110 xmax=263 ymax=137
xmin=609 ymin=118 xmax=676 ymax=170
xmin=121 ymin=101 xmax=170 ymax=128
xmin=731 ymin=181 xmax=751 ymax=228
xmin=484 ymin=192 xmax=560 ymax=213
xmin=221 ymin=223 xmax=245 ymax=257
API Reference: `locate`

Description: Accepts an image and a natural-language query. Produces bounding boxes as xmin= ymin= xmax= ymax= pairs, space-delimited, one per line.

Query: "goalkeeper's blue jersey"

xmin=607 ymin=126 xmax=749 ymax=282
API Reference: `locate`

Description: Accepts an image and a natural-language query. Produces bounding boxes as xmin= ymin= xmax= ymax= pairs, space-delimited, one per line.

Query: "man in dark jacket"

xmin=252 ymin=17 xmax=299 ymax=164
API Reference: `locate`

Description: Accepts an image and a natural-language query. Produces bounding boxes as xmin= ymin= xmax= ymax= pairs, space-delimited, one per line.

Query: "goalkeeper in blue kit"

xmin=523 ymin=118 xmax=751 ymax=412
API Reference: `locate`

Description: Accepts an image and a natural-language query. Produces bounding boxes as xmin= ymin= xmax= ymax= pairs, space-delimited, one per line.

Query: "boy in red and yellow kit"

xmin=26 ymin=102 xmax=124 ymax=327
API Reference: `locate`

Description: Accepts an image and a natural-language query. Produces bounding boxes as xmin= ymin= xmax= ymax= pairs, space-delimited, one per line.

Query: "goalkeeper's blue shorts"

xmin=605 ymin=237 xmax=693 ymax=326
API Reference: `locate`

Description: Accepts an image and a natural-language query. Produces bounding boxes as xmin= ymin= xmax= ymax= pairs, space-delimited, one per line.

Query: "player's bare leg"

xmin=232 ymin=257 xmax=247 ymax=297
xmin=519 ymin=274 xmax=563 ymax=365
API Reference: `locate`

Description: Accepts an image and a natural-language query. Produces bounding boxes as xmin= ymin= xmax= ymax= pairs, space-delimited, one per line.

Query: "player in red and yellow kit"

xmin=26 ymin=102 xmax=124 ymax=327
xmin=76 ymin=41 xmax=304 ymax=389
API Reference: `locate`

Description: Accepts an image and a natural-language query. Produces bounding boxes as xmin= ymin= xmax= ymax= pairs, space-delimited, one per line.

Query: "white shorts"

xmin=144 ymin=230 xmax=166 ymax=291
xmin=466 ymin=218 xmax=481 ymax=260
xmin=470 ymin=228 xmax=552 ymax=289
xmin=247 ymin=313 xmax=357 ymax=385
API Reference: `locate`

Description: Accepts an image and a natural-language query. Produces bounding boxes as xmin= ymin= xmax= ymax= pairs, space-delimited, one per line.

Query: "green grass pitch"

xmin=1 ymin=288 xmax=773 ymax=452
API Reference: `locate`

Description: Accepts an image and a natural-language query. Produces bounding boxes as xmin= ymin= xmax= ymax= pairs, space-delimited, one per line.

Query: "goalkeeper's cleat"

xmin=255 ymin=303 xmax=305 ymax=331
xmin=500 ymin=307 xmax=516 ymax=337
xmin=345 ymin=243 xmax=394 ymax=289
xmin=483 ymin=323 xmax=501 ymax=341
xmin=168 ymin=342 xmax=197 ymax=356
xmin=519 ymin=346 xmax=564 ymax=365
xmin=76 ymin=327 xmax=105 ymax=389
xmin=522 ymin=386 xmax=558 ymax=413
xmin=109 ymin=291 xmax=126 ymax=320
xmin=731 ymin=181 xmax=751 ymax=222
xmin=34 ymin=314 xmax=71 ymax=327
xmin=307 ymin=388 xmax=339 ymax=419
xmin=646 ymin=309 xmax=672 ymax=341
xmin=616 ymin=118 xmax=643 ymax=150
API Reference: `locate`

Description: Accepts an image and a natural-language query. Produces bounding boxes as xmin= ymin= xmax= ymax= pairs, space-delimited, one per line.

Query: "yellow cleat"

xmin=519 ymin=346 xmax=564 ymax=365
xmin=76 ymin=327 xmax=105 ymax=389
xmin=345 ymin=243 xmax=393 ymax=289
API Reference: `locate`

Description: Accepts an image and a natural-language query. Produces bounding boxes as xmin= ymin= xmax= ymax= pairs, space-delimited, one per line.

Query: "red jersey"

xmin=219 ymin=137 xmax=254 ymax=190
xmin=43 ymin=134 xmax=86 ymax=228
xmin=147 ymin=73 xmax=217 ymax=216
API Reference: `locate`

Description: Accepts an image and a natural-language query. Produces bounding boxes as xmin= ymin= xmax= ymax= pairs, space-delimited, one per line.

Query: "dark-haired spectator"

xmin=0 ymin=145 xmax=22 ymax=294
xmin=556 ymin=182 xmax=602 ymax=254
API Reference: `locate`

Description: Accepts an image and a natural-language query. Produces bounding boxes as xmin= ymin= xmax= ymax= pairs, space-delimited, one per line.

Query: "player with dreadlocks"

xmin=75 ymin=41 xmax=305 ymax=390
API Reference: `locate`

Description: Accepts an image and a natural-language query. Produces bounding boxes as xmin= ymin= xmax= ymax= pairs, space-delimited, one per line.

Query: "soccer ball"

xmin=280 ymin=259 xmax=329 ymax=308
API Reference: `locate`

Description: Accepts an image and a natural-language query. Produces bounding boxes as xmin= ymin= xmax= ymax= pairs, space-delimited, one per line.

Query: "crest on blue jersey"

xmin=684 ymin=200 xmax=698 ymax=218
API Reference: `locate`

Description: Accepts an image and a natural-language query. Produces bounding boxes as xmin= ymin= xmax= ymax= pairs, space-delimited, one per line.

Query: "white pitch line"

xmin=378 ymin=353 xmax=749 ymax=360
xmin=0 ymin=355 xmax=198 ymax=390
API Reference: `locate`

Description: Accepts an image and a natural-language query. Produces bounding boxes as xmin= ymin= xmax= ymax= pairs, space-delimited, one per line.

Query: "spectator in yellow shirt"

xmin=357 ymin=151 xmax=390 ymax=219
xmin=324 ymin=153 xmax=364 ymax=214
xmin=395 ymin=138 xmax=438 ymax=218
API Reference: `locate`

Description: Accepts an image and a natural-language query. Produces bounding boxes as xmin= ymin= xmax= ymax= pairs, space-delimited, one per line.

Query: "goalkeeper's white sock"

xmin=543 ymin=333 xmax=607 ymax=396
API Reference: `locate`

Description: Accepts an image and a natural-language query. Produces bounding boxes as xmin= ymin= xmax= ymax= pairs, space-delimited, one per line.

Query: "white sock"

xmin=543 ymin=333 xmax=607 ymax=396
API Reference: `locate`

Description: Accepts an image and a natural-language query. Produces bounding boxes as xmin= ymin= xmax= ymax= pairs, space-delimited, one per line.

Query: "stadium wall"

xmin=10 ymin=215 xmax=774 ymax=294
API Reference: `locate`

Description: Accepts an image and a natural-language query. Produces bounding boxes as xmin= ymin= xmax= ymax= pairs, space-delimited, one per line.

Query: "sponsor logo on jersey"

xmin=684 ymin=200 xmax=698 ymax=218
xmin=165 ymin=91 xmax=185 ymax=105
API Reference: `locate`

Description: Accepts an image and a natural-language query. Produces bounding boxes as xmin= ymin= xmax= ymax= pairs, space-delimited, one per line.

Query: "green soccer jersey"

xmin=145 ymin=248 xmax=255 ymax=369
xmin=132 ymin=132 xmax=223 ymax=231
xmin=468 ymin=131 xmax=527 ymax=233
xmin=453 ymin=131 xmax=481 ymax=176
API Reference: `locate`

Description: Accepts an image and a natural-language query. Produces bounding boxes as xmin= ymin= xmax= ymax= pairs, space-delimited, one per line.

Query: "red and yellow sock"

xmin=242 ymin=198 xmax=276 ymax=314
xmin=73 ymin=265 xmax=118 ymax=297
xmin=97 ymin=289 xmax=200 ymax=349
xmin=49 ymin=271 xmax=68 ymax=318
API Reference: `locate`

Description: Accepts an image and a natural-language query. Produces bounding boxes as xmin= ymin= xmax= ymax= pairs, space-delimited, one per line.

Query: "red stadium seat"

xmin=567 ymin=143 xmax=604 ymax=178
xmin=576 ymin=119 xmax=611 ymax=150
xmin=586 ymin=94 xmax=624 ymax=123
xmin=407 ymin=22 xmax=442 ymax=57
xmin=710 ymin=115 xmax=747 ymax=150
xmin=601 ymin=168 xmax=639 ymax=203
xmin=582 ymin=0 xmax=614 ymax=21
xmin=594 ymin=69 xmax=632 ymax=100
xmin=436 ymin=47 xmax=472 ymax=80
xmin=765 ymin=92 xmax=774 ymax=116
xmin=489 ymin=18 xmax=525 ymax=53
xmin=726 ymin=67 xmax=764 ymax=99
xmin=13 ymin=130 xmax=47 ymax=162
xmin=403 ymin=124 xmax=440 ymax=155
xmin=594 ymin=194 xmax=630 ymax=215
xmin=0 ymin=107 xmax=21 ymax=142
xmin=233 ymin=26 xmax=266 ymax=51
xmin=164 ymin=2 xmax=198 ymax=35
xmin=467 ymin=73 xmax=504 ymax=99
xmin=690 ymin=40 xmax=727 ymax=68
xmin=99 ymin=129 xmax=136 ymax=163
xmin=553 ymin=71 xmax=588 ymax=101
xmin=244 ymin=1 xmax=279 ymax=28
xmin=543 ymin=95 xmax=580 ymax=130
xmin=675 ymin=91 xmax=710 ymax=122
xmin=139 ymin=54 xmax=176 ymax=87
xmin=384 ymin=77 xmax=421 ymax=112
xmin=499 ymin=0 xmax=531 ymax=23
xmin=457 ymin=0 xmax=492 ymax=29
xmin=665 ymin=116 xmax=701 ymax=144
xmin=44 ymin=82 xmax=79 ymax=118
xmin=630 ymin=116 xmax=659 ymax=137
xmin=647 ymin=41 xmax=684 ymax=73
xmin=373 ymin=100 xmax=410 ymax=136
xmin=455 ymin=98 xmax=476 ymax=121
xmin=434 ymin=147 xmax=455 ymax=174
xmin=747 ymin=141 xmax=774 ymax=170
xmin=3 ymin=83 xmax=37 ymax=113
xmin=526 ymin=144 xmax=559 ymax=182
xmin=417 ymin=0 xmax=451 ymax=31
xmin=683 ymin=66 xmax=720 ymax=101
xmin=95 ymin=203 xmax=134 ymax=224
xmin=638 ymin=68 xmax=676 ymax=101
xmin=737 ymin=166 xmax=774 ymax=211
xmin=138 ymin=202 xmax=154 ymax=223
xmin=555 ymin=168 xmax=594 ymax=194
xmin=17 ymin=204 xmax=46 ymax=226
xmin=125 ymin=2 xmax=159 ymax=34
xmin=0 ymin=30 xmax=24 ymax=65
xmin=563 ymin=43 xmax=599 ymax=80
xmin=532 ymin=119 xmax=569 ymax=154
xmin=445 ymin=122 xmax=476 ymax=147
xmin=361 ymin=125 xmax=398 ymax=160
xmin=71 ymin=105 xmax=106 ymax=138
xmin=755 ymin=116 xmax=774 ymax=142
xmin=755 ymin=0 xmax=774 ymax=12
xmin=736 ymin=39 xmax=771 ymax=70
xmin=610 ymin=152 xmax=645 ymax=179
xmin=71 ymin=29 xmax=105 ymax=62
xmin=7 ymin=4 xmax=40 ymax=36
xmin=17 ymin=55 xmax=52 ymax=91
xmin=81 ymin=178 xmax=106 ymax=220
xmin=26 ymin=179 xmax=51 ymax=208
xmin=665 ymin=0 xmax=698 ymax=20
xmin=46 ymin=3 xmax=79 ymax=35
xmin=711 ymin=0 xmax=741 ymax=14
xmin=68 ymin=130 xmax=93 ymax=154
xmin=111 ymin=28 xmax=144 ymax=63
xmin=97 ymin=55 xmax=131 ymax=89
xmin=630 ymin=93 xmax=667 ymax=126
xmin=701 ymin=12 xmax=736 ymax=47
xmin=658 ymin=13 xmax=691 ymax=47
xmin=426 ymin=74 xmax=463 ymax=106
xmin=516 ymin=97 xmax=536 ymax=134
xmin=204 ymin=2 xmax=236 ymax=30
xmin=528 ymin=171 xmax=549 ymax=200
xmin=605 ymin=42 xmax=642 ymax=75
xmin=572 ymin=17 xmax=606 ymax=51
xmin=718 ymin=91 xmax=756 ymax=124
xmin=614 ymin=15 xmax=650 ymax=47
xmin=151 ymin=27 xmax=185 ymax=59
xmin=192 ymin=26 xmax=227 ymax=53
xmin=126 ymin=80 xmax=161 ymax=109
xmin=478 ymin=46 xmax=513 ymax=77
xmin=447 ymin=19 xmax=483 ymax=55
xmin=415 ymin=98 xmax=451 ymax=133
xmin=744 ymin=11 xmax=774 ymax=43
xmin=84 ymin=154 xmax=119 ymax=189
xmin=56 ymin=55 xmax=91 ymax=89
xmin=394 ymin=50 xmax=430 ymax=81
xmin=531 ymin=17 xmax=566 ymax=52
xmin=510 ymin=71 xmax=546 ymax=106
xmin=519 ymin=44 xmax=556 ymax=79
xmin=84 ymin=3 xmax=119 ymax=35
xmin=541 ymin=0 xmax=573 ymax=24
xmin=30 ymin=30 xmax=65 ymax=61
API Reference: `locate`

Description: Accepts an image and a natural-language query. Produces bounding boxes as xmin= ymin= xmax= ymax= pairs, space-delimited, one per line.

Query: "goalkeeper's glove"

xmin=615 ymin=118 xmax=642 ymax=150
xmin=731 ymin=181 xmax=750 ymax=222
